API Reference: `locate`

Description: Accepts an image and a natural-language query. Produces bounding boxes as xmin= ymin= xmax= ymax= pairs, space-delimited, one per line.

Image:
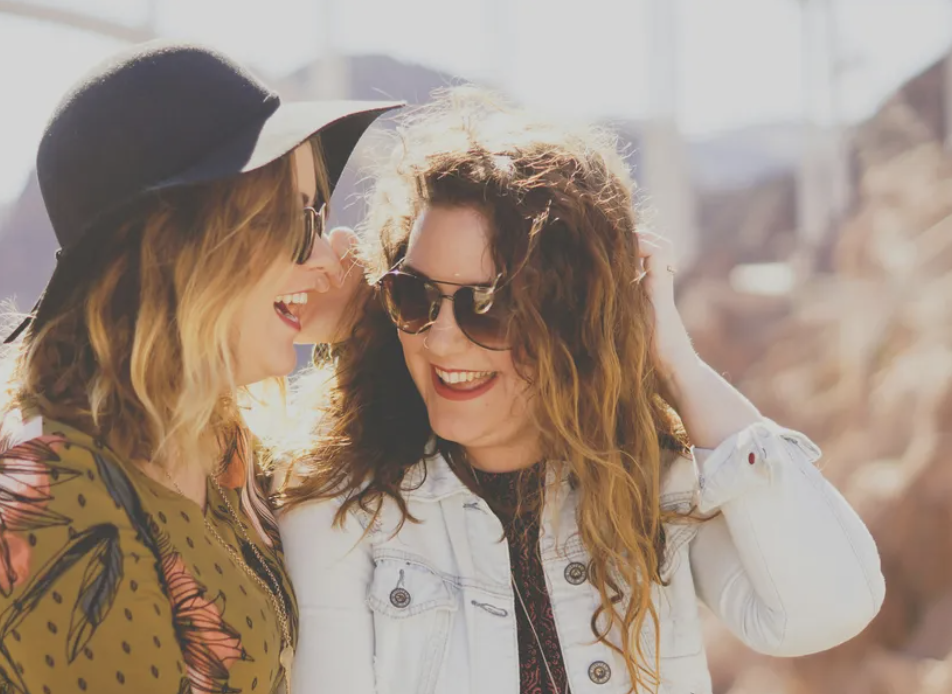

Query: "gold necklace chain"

xmin=161 ymin=469 xmax=294 ymax=693
xmin=511 ymin=575 xmax=567 ymax=694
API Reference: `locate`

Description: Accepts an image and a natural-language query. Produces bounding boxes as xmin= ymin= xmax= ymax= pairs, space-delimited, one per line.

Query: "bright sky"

xmin=0 ymin=0 xmax=950 ymax=207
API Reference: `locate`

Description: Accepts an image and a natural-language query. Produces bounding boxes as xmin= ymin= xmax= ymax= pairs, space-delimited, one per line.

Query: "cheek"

xmin=398 ymin=333 xmax=428 ymax=376
xmin=238 ymin=294 xmax=271 ymax=338
xmin=504 ymin=373 xmax=534 ymax=414
xmin=496 ymin=357 xmax=533 ymax=408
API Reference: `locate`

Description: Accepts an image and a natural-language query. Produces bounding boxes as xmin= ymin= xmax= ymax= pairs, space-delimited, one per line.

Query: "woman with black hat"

xmin=0 ymin=40 xmax=399 ymax=694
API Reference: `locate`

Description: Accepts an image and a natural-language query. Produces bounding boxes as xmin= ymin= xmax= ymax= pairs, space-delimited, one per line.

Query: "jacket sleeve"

xmin=0 ymin=434 xmax=191 ymax=693
xmin=688 ymin=420 xmax=885 ymax=656
xmin=279 ymin=497 xmax=376 ymax=693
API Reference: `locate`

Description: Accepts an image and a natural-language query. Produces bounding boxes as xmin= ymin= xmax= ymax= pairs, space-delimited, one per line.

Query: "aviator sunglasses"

xmin=375 ymin=264 xmax=513 ymax=351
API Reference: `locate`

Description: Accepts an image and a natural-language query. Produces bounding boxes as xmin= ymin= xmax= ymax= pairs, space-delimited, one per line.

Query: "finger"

xmin=327 ymin=226 xmax=359 ymax=259
xmin=637 ymin=238 xmax=661 ymax=257
xmin=643 ymin=253 xmax=677 ymax=278
xmin=328 ymin=227 xmax=364 ymax=285
xmin=640 ymin=235 xmax=674 ymax=259
xmin=340 ymin=261 xmax=370 ymax=288
xmin=314 ymin=273 xmax=331 ymax=293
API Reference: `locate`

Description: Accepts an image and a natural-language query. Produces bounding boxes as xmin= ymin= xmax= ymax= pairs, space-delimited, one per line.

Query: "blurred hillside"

xmin=0 ymin=52 xmax=801 ymax=310
xmin=684 ymin=51 xmax=952 ymax=694
xmin=0 ymin=54 xmax=455 ymax=310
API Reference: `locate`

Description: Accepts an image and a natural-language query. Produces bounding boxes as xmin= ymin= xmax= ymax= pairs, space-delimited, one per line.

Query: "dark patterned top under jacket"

xmin=473 ymin=465 xmax=571 ymax=694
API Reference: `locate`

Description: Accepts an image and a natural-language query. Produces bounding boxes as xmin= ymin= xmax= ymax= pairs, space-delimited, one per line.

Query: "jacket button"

xmin=588 ymin=660 xmax=611 ymax=684
xmin=564 ymin=561 xmax=588 ymax=585
xmin=389 ymin=587 xmax=411 ymax=608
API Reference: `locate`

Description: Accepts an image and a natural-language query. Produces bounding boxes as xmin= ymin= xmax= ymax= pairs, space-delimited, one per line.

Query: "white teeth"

xmin=275 ymin=293 xmax=309 ymax=306
xmin=434 ymin=368 xmax=495 ymax=384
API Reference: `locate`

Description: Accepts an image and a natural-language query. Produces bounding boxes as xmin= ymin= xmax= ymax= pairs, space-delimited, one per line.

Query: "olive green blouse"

xmin=0 ymin=416 xmax=297 ymax=694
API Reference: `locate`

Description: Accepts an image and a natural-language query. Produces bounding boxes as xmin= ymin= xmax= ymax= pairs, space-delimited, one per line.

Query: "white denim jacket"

xmin=280 ymin=421 xmax=885 ymax=694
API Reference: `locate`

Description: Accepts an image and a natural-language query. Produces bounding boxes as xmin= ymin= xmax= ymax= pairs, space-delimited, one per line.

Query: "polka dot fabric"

xmin=0 ymin=418 xmax=297 ymax=694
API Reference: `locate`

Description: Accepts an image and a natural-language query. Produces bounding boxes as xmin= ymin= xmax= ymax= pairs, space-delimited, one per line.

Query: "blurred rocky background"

xmin=689 ymin=49 xmax=952 ymax=694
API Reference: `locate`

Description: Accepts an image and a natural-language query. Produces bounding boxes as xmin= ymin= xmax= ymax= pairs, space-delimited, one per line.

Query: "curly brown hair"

xmin=282 ymin=89 xmax=689 ymax=691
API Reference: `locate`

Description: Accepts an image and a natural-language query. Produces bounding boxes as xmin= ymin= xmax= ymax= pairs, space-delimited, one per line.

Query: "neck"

xmin=464 ymin=436 xmax=542 ymax=474
xmin=140 ymin=450 xmax=213 ymax=509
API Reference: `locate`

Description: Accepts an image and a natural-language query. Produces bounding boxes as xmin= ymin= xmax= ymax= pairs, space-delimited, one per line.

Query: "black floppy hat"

xmin=4 ymin=39 xmax=402 ymax=343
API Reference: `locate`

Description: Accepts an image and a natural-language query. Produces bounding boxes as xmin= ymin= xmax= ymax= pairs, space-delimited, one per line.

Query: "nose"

xmin=299 ymin=233 xmax=336 ymax=270
xmin=298 ymin=229 xmax=352 ymax=289
xmin=423 ymin=295 xmax=468 ymax=356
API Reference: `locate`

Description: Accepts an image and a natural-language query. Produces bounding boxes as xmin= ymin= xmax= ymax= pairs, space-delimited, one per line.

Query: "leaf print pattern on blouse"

xmin=0 ymin=436 xmax=80 ymax=596
xmin=0 ymin=524 xmax=122 ymax=693
xmin=67 ymin=524 xmax=123 ymax=661
xmin=95 ymin=450 xmax=251 ymax=694
xmin=159 ymin=546 xmax=250 ymax=694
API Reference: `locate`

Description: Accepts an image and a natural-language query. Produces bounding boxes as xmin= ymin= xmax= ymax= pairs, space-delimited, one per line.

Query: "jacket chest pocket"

xmin=367 ymin=557 xmax=458 ymax=694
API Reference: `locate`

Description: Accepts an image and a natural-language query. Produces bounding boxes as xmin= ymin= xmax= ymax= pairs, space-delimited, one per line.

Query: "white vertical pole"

xmin=309 ymin=0 xmax=349 ymax=100
xmin=642 ymin=0 xmax=698 ymax=267
xmin=945 ymin=46 xmax=952 ymax=151
xmin=487 ymin=0 xmax=509 ymax=93
xmin=824 ymin=0 xmax=850 ymax=225
xmin=145 ymin=0 xmax=159 ymax=35
xmin=797 ymin=0 xmax=849 ymax=254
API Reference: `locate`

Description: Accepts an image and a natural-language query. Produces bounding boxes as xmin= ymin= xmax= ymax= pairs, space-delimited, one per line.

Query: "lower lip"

xmin=431 ymin=366 xmax=498 ymax=401
xmin=274 ymin=305 xmax=301 ymax=332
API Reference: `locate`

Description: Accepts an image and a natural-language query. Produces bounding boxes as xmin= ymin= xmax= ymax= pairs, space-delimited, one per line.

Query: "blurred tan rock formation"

xmin=683 ymin=54 xmax=952 ymax=694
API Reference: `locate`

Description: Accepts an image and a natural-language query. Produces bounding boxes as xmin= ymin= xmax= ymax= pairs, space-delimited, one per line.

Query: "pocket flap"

xmin=367 ymin=558 xmax=458 ymax=619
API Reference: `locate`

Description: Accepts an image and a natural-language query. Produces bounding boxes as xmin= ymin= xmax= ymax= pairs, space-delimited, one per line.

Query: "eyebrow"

xmin=401 ymin=262 xmax=496 ymax=288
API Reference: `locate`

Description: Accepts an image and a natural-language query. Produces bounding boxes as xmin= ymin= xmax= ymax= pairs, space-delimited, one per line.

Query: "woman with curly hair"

xmin=279 ymin=90 xmax=884 ymax=694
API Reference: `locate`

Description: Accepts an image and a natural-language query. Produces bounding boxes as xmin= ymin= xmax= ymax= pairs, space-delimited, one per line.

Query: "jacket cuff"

xmin=693 ymin=420 xmax=822 ymax=514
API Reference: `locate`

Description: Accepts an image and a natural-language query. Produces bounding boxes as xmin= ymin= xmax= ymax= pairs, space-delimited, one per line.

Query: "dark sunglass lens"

xmin=313 ymin=205 xmax=325 ymax=239
xmin=295 ymin=209 xmax=315 ymax=264
xmin=380 ymin=273 xmax=436 ymax=333
xmin=454 ymin=287 xmax=510 ymax=349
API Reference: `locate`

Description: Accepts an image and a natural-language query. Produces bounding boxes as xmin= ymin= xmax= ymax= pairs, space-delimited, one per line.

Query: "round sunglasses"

xmin=293 ymin=203 xmax=327 ymax=264
xmin=375 ymin=266 xmax=512 ymax=351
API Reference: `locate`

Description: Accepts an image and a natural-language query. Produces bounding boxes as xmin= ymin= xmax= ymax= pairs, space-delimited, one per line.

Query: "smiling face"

xmin=398 ymin=205 xmax=540 ymax=472
xmin=232 ymin=143 xmax=319 ymax=386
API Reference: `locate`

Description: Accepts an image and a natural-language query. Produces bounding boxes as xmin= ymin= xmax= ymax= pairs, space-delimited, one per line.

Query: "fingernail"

xmin=316 ymin=276 xmax=330 ymax=293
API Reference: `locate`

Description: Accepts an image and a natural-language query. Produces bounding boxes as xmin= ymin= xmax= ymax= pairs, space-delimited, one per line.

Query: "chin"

xmin=272 ymin=351 xmax=300 ymax=378
xmin=429 ymin=413 xmax=481 ymax=448
xmin=243 ymin=351 xmax=298 ymax=385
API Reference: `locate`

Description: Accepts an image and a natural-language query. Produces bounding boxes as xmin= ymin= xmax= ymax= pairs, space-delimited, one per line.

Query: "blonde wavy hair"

xmin=282 ymin=90 xmax=689 ymax=691
xmin=1 ymin=138 xmax=330 ymax=533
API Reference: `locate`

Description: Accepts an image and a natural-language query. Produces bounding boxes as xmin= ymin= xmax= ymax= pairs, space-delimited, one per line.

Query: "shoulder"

xmin=281 ymin=452 xmax=434 ymax=532
xmin=3 ymin=414 xmax=98 ymax=461
xmin=0 ymin=415 xmax=120 ymax=498
xmin=0 ymin=416 xmax=155 ymax=608
xmin=279 ymin=494 xmax=378 ymax=586
xmin=279 ymin=490 xmax=374 ymax=545
xmin=1 ymin=415 xmax=155 ymax=533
